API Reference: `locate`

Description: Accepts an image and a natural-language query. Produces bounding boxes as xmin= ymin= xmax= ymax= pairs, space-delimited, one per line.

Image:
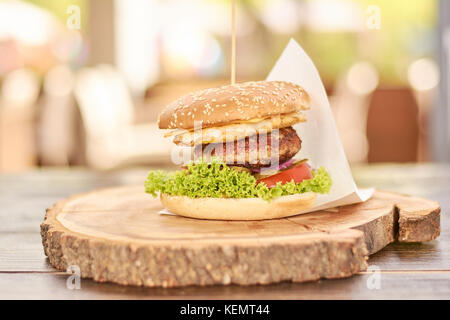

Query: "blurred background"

xmin=0 ymin=0 xmax=448 ymax=172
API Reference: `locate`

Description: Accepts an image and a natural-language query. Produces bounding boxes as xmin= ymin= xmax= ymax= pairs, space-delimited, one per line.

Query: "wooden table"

xmin=1 ymin=164 xmax=449 ymax=299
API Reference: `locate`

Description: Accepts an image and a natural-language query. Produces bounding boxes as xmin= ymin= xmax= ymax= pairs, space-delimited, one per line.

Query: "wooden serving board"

xmin=41 ymin=187 xmax=440 ymax=288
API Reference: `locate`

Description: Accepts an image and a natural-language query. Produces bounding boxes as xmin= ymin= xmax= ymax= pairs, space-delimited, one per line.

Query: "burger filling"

xmin=145 ymin=158 xmax=332 ymax=201
xmin=145 ymin=123 xmax=332 ymax=201
xmin=193 ymin=127 xmax=301 ymax=169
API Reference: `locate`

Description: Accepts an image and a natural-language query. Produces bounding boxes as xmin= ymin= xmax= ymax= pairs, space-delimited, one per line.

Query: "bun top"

xmin=158 ymin=81 xmax=310 ymax=130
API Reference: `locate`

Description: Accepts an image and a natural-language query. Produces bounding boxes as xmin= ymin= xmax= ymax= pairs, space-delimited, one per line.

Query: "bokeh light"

xmin=347 ymin=61 xmax=379 ymax=95
xmin=259 ymin=0 xmax=304 ymax=34
xmin=408 ymin=58 xmax=439 ymax=91
xmin=162 ymin=23 xmax=224 ymax=77
xmin=1 ymin=68 xmax=39 ymax=108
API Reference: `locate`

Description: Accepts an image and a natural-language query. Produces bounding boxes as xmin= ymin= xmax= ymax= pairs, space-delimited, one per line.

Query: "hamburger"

xmin=145 ymin=80 xmax=331 ymax=220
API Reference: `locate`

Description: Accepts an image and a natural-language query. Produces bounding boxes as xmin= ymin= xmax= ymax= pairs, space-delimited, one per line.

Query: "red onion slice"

xmin=277 ymin=158 xmax=295 ymax=170
xmin=251 ymin=158 xmax=295 ymax=173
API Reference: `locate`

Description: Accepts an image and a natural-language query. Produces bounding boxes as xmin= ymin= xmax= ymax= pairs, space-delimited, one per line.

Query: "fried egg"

xmin=164 ymin=112 xmax=306 ymax=146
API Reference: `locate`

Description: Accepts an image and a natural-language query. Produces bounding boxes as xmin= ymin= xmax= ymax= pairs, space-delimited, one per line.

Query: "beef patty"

xmin=193 ymin=127 xmax=301 ymax=169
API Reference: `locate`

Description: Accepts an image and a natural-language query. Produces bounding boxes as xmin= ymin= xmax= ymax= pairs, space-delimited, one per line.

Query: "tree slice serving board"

xmin=40 ymin=187 xmax=440 ymax=287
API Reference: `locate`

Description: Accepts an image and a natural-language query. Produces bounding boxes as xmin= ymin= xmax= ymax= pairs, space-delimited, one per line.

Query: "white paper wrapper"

xmin=266 ymin=38 xmax=373 ymax=213
xmin=160 ymin=39 xmax=373 ymax=216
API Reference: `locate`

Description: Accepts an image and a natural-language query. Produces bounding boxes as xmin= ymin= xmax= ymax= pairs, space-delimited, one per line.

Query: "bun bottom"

xmin=160 ymin=192 xmax=317 ymax=220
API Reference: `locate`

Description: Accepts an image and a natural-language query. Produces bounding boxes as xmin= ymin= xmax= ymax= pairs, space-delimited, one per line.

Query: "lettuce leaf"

xmin=145 ymin=158 xmax=332 ymax=201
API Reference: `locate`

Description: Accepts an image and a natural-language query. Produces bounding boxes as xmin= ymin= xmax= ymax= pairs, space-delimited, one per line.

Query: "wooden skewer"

xmin=231 ymin=0 xmax=236 ymax=85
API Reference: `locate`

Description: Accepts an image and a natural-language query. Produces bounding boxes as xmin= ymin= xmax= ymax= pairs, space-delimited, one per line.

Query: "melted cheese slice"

xmin=165 ymin=112 xmax=306 ymax=146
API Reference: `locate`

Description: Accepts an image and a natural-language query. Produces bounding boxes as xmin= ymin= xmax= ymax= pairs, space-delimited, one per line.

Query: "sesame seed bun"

xmin=160 ymin=192 xmax=316 ymax=220
xmin=158 ymin=81 xmax=310 ymax=130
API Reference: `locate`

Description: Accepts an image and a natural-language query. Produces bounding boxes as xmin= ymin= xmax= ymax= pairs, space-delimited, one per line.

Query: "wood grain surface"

xmin=1 ymin=164 xmax=449 ymax=299
xmin=40 ymin=186 xmax=439 ymax=287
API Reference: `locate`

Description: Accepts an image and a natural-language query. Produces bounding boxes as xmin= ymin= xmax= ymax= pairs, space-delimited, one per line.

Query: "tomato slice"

xmin=256 ymin=163 xmax=312 ymax=188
